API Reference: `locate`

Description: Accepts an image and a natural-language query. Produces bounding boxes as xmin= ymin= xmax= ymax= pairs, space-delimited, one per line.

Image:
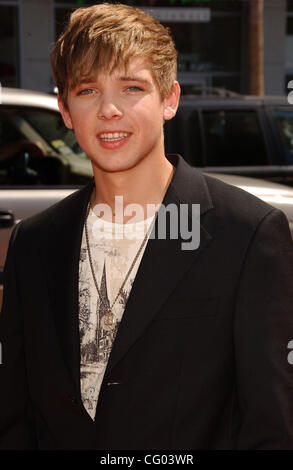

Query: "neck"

xmin=91 ymin=155 xmax=174 ymax=223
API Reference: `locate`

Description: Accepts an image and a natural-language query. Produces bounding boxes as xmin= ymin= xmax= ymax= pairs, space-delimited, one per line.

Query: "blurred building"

xmin=0 ymin=0 xmax=290 ymax=96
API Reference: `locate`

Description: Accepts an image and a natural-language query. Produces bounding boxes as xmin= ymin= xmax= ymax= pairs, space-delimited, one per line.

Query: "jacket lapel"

xmin=44 ymin=179 xmax=94 ymax=395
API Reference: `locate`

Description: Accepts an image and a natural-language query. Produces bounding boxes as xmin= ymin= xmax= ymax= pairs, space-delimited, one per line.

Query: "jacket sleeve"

xmin=0 ymin=222 xmax=37 ymax=449
xmin=234 ymin=208 xmax=293 ymax=449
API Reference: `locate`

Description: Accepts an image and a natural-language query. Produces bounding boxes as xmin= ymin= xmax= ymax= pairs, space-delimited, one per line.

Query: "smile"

xmin=98 ymin=132 xmax=131 ymax=141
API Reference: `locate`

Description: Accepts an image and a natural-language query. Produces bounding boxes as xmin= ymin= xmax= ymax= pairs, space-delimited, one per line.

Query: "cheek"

xmin=144 ymin=115 xmax=164 ymax=137
xmin=134 ymin=107 xmax=164 ymax=133
xmin=74 ymin=127 xmax=92 ymax=147
xmin=71 ymin=111 xmax=94 ymax=137
xmin=69 ymin=102 xmax=95 ymax=124
xmin=70 ymin=118 xmax=91 ymax=147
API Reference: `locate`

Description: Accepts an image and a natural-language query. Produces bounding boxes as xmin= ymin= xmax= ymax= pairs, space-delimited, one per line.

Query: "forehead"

xmin=79 ymin=57 xmax=157 ymax=87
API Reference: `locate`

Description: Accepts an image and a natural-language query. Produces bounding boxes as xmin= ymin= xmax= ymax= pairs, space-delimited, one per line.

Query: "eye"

xmin=126 ymin=86 xmax=143 ymax=92
xmin=78 ymin=88 xmax=95 ymax=96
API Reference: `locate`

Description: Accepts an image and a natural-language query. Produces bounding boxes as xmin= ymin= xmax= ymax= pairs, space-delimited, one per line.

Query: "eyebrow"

xmin=117 ymin=76 xmax=152 ymax=86
xmin=76 ymin=75 xmax=152 ymax=89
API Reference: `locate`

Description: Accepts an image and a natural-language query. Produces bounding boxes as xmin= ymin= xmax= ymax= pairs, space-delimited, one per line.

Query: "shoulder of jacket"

xmin=202 ymin=173 xmax=277 ymax=222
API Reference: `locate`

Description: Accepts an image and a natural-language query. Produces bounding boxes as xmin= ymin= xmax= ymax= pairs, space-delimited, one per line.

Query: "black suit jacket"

xmin=1 ymin=154 xmax=293 ymax=449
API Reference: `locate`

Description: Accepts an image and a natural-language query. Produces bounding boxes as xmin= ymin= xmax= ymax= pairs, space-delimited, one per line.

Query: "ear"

xmin=163 ymin=81 xmax=181 ymax=121
xmin=58 ymin=94 xmax=73 ymax=129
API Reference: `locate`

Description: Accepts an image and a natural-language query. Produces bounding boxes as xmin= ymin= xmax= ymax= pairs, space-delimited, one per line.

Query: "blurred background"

xmin=0 ymin=0 xmax=290 ymax=97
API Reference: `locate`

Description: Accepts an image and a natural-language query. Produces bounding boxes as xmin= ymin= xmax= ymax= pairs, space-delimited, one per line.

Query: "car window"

xmin=202 ymin=110 xmax=267 ymax=166
xmin=19 ymin=111 xmax=87 ymax=158
xmin=0 ymin=107 xmax=92 ymax=186
xmin=165 ymin=108 xmax=202 ymax=166
xmin=0 ymin=112 xmax=22 ymax=145
xmin=271 ymin=108 xmax=293 ymax=164
xmin=5 ymin=108 xmax=87 ymax=158
xmin=0 ymin=112 xmax=29 ymax=184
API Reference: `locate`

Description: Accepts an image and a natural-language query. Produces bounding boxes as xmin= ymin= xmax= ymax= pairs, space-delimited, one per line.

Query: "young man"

xmin=1 ymin=3 xmax=293 ymax=450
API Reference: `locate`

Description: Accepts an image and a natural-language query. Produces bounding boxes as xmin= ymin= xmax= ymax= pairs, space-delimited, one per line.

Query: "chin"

xmin=92 ymin=155 xmax=145 ymax=174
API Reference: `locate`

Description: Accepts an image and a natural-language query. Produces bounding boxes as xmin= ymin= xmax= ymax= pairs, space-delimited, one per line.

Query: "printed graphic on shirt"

xmin=78 ymin=211 xmax=154 ymax=420
xmin=79 ymin=258 xmax=129 ymax=418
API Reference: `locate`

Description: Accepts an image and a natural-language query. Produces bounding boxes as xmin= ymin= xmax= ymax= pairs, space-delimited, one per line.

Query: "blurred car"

xmin=164 ymin=94 xmax=293 ymax=186
xmin=179 ymin=85 xmax=241 ymax=98
xmin=0 ymin=87 xmax=93 ymax=186
xmin=1 ymin=87 xmax=293 ymax=310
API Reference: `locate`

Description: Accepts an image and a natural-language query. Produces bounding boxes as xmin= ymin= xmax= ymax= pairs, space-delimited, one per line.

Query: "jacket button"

xmin=67 ymin=395 xmax=79 ymax=406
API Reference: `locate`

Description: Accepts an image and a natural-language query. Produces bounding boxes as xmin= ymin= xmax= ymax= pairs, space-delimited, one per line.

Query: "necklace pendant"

xmin=101 ymin=310 xmax=116 ymax=331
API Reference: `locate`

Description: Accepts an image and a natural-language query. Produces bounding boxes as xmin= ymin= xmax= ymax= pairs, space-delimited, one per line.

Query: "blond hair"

xmin=51 ymin=3 xmax=178 ymax=107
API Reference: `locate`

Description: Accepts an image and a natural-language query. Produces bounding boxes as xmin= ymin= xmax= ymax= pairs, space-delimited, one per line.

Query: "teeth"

xmin=99 ymin=132 xmax=130 ymax=141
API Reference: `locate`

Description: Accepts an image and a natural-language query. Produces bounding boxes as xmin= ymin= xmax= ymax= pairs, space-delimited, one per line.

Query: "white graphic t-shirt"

xmin=78 ymin=206 xmax=156 ymax=420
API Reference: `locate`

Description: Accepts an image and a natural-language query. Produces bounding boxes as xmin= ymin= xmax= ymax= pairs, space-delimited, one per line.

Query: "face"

xmin=58 ymin=57 xmax=180 ymax=174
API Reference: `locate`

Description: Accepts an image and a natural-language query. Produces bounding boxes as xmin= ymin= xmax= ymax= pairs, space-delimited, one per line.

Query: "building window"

xmin=0 ymin=4 xmax=19 ymax=87
xmin=286 ymin=0 xmax=293 ymax=92
xmin=55 ymin=7 xmax=73 ymax=39
xmin=166 ymin=15 xmax=241 ymax=93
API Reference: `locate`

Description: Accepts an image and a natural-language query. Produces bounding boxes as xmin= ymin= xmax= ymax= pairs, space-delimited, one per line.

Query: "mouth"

xmin=97 ymin=131 xmax=132 ymax=150
xmin=97 ymin=131 xmax=131 ymax=142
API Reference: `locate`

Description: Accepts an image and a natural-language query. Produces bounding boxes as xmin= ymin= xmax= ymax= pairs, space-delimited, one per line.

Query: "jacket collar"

xmin=45 ymin=155 xmax=214 ymax=398
xmin=163 ymin=154 xmax=213 ymax=216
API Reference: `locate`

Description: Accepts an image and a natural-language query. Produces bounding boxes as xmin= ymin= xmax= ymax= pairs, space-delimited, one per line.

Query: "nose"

xmin=97 ymin=94 xmax=123 ymax=120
